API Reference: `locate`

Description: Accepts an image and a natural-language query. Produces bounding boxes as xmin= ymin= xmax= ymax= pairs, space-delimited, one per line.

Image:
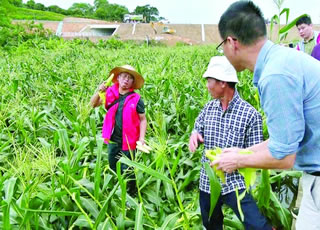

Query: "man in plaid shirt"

xmin=189 ymin=56 xmax=271 ymax=230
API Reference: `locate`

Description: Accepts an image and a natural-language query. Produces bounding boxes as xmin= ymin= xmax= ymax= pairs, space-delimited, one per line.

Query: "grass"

xmin=7 ymin=6 xmax=65 ymax=21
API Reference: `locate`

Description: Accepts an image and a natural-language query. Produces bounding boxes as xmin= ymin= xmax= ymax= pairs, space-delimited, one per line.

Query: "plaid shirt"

xmin=194 ymin=90 xmax=263 ymax=195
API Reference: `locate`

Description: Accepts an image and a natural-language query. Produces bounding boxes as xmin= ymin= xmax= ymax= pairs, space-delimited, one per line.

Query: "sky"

xmin=23 ymin=0 xmax=320 ymax=24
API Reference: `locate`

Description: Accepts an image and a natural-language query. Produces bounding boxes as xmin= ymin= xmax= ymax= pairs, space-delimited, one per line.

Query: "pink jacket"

xmin=102 ymin=84 xmax=141 ymax=150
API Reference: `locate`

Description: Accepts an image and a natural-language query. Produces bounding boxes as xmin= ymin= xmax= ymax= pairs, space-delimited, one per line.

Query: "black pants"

xmin=108 ymin=143 xmax=136 ymax=195
xmin=200 ymin=190 xmax=271 ymax=230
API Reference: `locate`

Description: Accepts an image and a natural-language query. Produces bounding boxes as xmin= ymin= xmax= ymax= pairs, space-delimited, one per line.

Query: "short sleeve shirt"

xmin=194 ymin=90 xmax=263 ymax=195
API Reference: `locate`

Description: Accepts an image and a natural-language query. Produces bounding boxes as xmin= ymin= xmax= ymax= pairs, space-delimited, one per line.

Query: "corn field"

xmin=0 ymin=39 xmax=301 ymax=229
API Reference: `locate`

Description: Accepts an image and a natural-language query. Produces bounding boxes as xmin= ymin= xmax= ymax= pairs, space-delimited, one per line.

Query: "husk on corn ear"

xmin=205 ymin=148 xmax=257 ymax=190
xmin=238 ymin=150 xmax=256 ymax=190
xmin=205 ymin=148 xmax=225 ymax=183
xmin=99 ymin=73 xmax=114 ymax=104
xmin=105 ymin=73 xmax=114 ymax=87
xmin=136 ymin=141 xmax=152 ymax=153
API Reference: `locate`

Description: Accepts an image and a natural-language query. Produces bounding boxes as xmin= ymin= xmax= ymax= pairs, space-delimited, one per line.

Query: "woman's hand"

xmin=98 ymin=82 xmax=107 ymax=92
xmin=138 ymin=138 xmax=145 ymax=145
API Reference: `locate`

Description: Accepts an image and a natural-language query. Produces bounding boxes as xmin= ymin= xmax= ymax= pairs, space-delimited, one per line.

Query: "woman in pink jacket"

xmin=91 ymin=65 xmax=147 ymax=195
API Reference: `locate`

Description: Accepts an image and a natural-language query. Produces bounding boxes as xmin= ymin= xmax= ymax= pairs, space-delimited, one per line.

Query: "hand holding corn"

xmin=210 ymin=147 xmax=242 ymax=173
xmin=210 ymin=147 xmax=256 ymax=190
xmin=136 ymin=141 xmax=152 ymax=153
xmin=98 ymin=73 xmax=114 ymax=104
xmin=206 ymin=148 xmax=226 ymax=183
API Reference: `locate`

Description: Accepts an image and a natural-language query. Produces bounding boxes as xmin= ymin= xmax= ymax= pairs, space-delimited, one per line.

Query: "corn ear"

xmin=136 ymin=141 xmax=152 ymax=153
xmin=99 ymin=91 xmax=106 ymax=104
xmin=105 ymin=73 xmax=114 ymax=87
xmin=205 ymin=148 xmax=225 ymax=183
xmin=99 ymin=73 xmax=114 ymax=104
xmin=238 ymin=150 xmax=256 ymax=190
xmin=205 ymin=148 xmax=257 ymax=189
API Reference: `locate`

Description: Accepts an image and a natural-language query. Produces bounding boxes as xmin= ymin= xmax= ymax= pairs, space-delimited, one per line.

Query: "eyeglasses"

xmin=216 ymin=37 xmax=237 ymax=52
xmin=119 ymin=73 xmax=134 ymax=81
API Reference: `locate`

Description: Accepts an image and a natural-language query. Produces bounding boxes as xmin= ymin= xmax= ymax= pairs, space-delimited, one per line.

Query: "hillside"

xmin=2 ymin=1 xmax=65 ymax=21
xmin=8 ymin=7 xmax=65 ymax=21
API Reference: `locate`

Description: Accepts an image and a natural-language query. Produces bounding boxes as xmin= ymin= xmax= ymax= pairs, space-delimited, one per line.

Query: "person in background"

xmin=295 ymin=15 xmax=320 ymax=54
xmin=189 ymin=56 xmax=271 ymax=230
xmin=91 ymin=65 xmax=147 ymax=196
xmin=311 ymin=43 xmax=320 ymax=60
xmin=212 ymin=1 xmax=320 ymax=230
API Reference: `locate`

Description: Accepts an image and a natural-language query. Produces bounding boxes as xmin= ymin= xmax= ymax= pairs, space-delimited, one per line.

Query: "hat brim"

xmin=110 ymin=67 xmax=144 ymax=89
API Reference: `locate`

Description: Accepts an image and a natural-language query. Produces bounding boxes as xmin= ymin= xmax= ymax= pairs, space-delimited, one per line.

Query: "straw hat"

xmin=203 ymin=56 xmax=238 ymax=83
xmin=110 ymin=65 xmax=144 ymax=89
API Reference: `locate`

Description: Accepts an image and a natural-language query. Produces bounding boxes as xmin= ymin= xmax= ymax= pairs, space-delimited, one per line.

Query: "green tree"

xmin=134 ymin=4 xmax=159 ymax=22
xmin=0 ymin=0 xmax=11 ymax=27
xmin=47 ymin=5 xmax=65 ymax=14
xmin=34 ymin=3 xmax=46 ymax=11
xmin=68 ymin=3 xmax=94 ymax=17
xmin=25 ymin=0 xmax=36 ymax=9
xmin=94 ymin=0 xmax=108 ymax=10
xmin=95 ymin=3 xmax=128 ymax=21
xmin=9 ymin=0 xmax=23 ymax=7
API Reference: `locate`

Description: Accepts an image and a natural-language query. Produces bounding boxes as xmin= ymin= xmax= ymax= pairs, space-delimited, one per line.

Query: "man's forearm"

xmin=240 ymin=140 xmax=296 ymax=169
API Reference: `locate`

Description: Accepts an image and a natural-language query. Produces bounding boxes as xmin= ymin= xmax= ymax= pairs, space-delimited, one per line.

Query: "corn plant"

xmin=0 ymin=38 xmax=301 ymax=229
xmin=269 ymin=0 xmax=308 ymax=43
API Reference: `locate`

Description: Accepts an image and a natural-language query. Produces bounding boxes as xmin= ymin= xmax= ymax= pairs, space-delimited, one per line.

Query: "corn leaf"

xmin=119 ymin=157 xmax=172 ymax=184
xmin=178 ymin=169 xmax=198 ymax=192
xmin=2 ymin=204 xmax=10 ymax=230
xmin=134 ymin=203 xmax=143 ymax=230
xmin=255 ymin=169 xmax=271 ymax=210
xmin=116 ymin=161 xmax=126 ymax=218
xmin=235 ymin=188 xmax=245 ymax=221
xmin=224 ymin=217 xmax=245 ymax=230
xmin=159 ymin=212 xmax=180 ymax=230
xmin=57 ymin=129 xmax=72 ymax=161
xmin=94 ymin=183 xmax=118 ymax=229
xmin=163 ymin=181 xmax=175 ymax=202
xmin=279 ymin=14 xmax=308 ymax=34
xmin=4 ymin=177 xmax=17 ymax=204
xmin=20 ymin=208 xmax=82 ymax=215
xmin=269 ymin=170 xmax=302 ymax=183
xmin=204 ymin=163 xmax=221 ymax=219
xmin=170 ymin=146 xmax=182 ymax=177
xmin=280 ymin=8 xmax=289 ymax=24
xmin=270 ymin=191 xmax=291 ymax=229
xmin=73 ymin=215 xmax=91 ymax=228
xmin=116 ymin=213 xmax=125 ymax=230
xmin=94 ymin=138 xmax=103 ymax=199
xmin=79 ymin=197 xmax=99 ymax=219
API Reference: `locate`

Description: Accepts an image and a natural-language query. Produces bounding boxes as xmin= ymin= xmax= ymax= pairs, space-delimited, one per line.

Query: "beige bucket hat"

xmin=203 ymin=56 xmax=238 ymax=83
xmin=110 ymin=65 xmax=144 ymax=89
